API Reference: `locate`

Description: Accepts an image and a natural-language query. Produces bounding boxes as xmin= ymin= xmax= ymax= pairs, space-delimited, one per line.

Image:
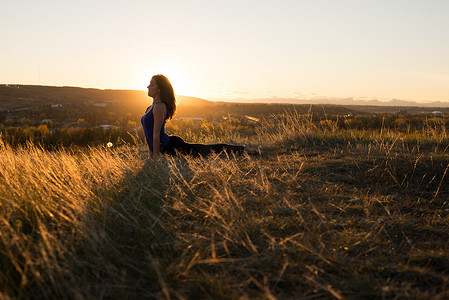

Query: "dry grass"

xmin=1 ymin=112 xmax=449 ymax=299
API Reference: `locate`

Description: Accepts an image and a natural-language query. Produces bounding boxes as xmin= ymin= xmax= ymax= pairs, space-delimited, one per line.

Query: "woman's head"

xmin=148 ymin=74 xmax=176 ymax=119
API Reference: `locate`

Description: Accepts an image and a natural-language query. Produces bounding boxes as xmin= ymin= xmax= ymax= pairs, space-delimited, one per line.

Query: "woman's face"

xmin=147 ymin=78 xmax=161 ymax=98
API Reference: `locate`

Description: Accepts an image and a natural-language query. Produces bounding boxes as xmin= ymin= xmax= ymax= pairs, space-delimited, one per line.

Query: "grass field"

xmin=1 ymin=112 xmax=449 ymax=299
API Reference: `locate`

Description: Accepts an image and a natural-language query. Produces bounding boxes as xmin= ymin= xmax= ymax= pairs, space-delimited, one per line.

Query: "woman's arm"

xmin=152 ymin=103 xmax=167 ymax=158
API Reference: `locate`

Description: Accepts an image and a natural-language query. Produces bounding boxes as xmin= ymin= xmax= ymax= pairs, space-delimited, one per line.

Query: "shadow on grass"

xmin=68 ymin=158 xmax=176 ymax=299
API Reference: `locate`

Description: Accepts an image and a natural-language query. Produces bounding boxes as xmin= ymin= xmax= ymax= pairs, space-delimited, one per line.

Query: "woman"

xmin=141 ymin=74 xmax=258 ymax=158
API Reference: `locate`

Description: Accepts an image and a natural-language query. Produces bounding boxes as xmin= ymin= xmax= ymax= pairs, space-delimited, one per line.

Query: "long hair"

xmin=152 ymin=74 xmax=176 ymax=119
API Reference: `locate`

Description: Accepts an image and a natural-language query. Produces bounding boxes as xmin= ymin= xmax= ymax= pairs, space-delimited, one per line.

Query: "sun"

xmin=137 ymin=64 xmax=201 ymax=98
xmin=162 ymin=71 xmax=191 ymax=96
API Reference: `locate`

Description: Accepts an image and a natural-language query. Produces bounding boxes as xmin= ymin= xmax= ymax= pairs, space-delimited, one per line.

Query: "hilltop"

xmin=0 ymin=84 xmax=209 ymax=111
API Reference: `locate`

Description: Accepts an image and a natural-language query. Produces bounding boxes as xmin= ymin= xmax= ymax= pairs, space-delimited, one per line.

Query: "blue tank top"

xmin=141 ymin=104 xmax=170 ymax=152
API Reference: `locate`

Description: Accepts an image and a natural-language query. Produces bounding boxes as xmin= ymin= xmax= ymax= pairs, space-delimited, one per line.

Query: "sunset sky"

xmin=1 ymin=0 xmax=449 ymax=102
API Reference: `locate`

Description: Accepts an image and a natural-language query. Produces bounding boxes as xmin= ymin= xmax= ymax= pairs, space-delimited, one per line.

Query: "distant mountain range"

xmin=224 ymin=97 xmax=449 ymax=107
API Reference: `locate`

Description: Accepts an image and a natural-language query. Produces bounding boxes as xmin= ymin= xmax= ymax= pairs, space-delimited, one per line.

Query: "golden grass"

xmin=0 ymin=141 xmax=145 ymax=298
xmin=1 ymin=113 xmax=449 ymax=299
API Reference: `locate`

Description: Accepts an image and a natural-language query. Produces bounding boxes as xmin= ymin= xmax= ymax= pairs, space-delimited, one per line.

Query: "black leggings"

xmin=161 ymin=135 xmax=244 ymax=157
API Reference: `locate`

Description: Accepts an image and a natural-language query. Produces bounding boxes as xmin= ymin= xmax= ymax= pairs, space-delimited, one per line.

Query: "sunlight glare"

xmin=137 ymin=64 xmax=201 ymax=98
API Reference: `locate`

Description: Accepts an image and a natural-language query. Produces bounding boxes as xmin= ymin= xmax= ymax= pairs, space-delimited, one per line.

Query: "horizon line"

xmin=2 ymin=83 xmax=449 ymax=105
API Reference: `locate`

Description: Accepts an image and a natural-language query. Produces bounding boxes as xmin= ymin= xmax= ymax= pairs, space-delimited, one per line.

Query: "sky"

xmin=1 ymin=0 xmax=449 ymax=102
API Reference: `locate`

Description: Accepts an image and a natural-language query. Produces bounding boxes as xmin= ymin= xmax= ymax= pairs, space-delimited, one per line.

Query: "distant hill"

xmin=2 ymin=84 xmax=448 ymax=116
xmin=0 ymin=85 xmax=360 ymax=120
xmin=0 ymin=84 xmax=212 ymax=111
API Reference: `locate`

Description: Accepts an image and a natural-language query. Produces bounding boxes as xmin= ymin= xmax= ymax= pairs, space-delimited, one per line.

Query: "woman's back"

xmin=141 ymin=103 xmax=170 ymax=151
